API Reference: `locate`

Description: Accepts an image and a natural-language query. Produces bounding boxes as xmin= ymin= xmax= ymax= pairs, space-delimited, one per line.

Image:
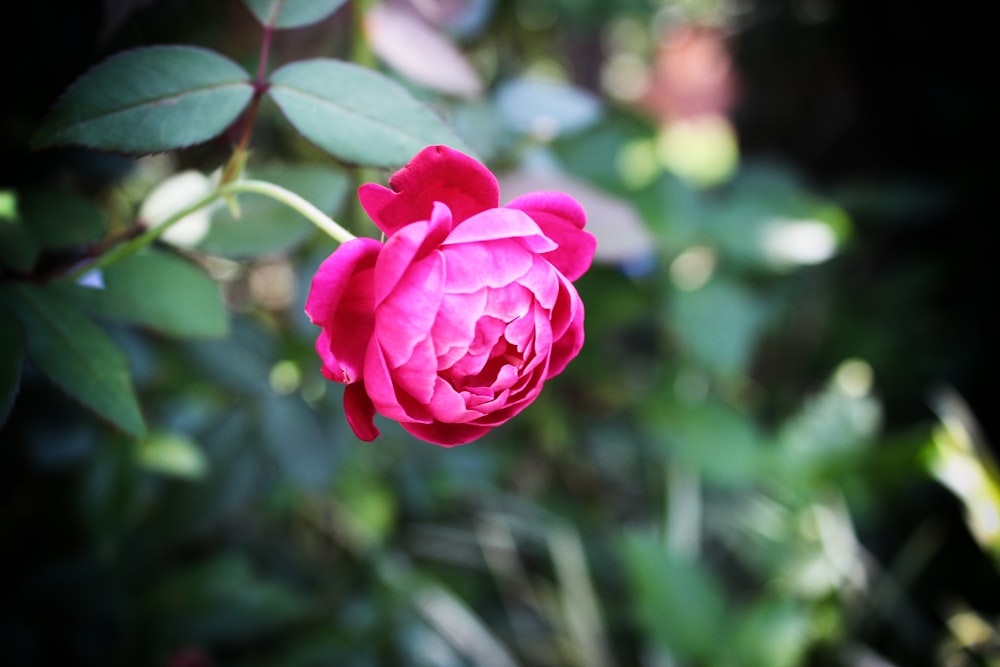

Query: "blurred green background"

xmin=1 ymin=1 xmax=997 ymax=666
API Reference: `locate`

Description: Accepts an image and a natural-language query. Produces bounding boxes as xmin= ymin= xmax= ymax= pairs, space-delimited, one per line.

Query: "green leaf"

xmin=0 ymin=284 xmax=146 ymax=437
xmin=242 ymin=0 xmax=347 ymax=29
xmin=669 ymin=278 xmax=769 ymax=377
xmin=621 ymin=531 xmax=730 ymax=662
xmin=733 ymin=599 xmax=811 ymax=667
xmin=199 ymin=164 xmax=349 ymax=257
xmin=267 ymin=59 xmax=471 ymax=168
xmin=0 ymin=219 xmax=39 ymax=273
xmin=262 ymin=396 xmax=338 ymax=489
xmin=33 ymin=46 xmax=254 ymax=154
xmin=649 ymin=399 xmax=766 ymax=487
xmin=135 ymin=431 xmax=209 ymax=480
xmin=68 ymin=249 xmax=228 ymax=338
xmin=19 ymin=189 xmax=106 ymax=250
xmin=0 ymin=308 xmax=24 ymax=426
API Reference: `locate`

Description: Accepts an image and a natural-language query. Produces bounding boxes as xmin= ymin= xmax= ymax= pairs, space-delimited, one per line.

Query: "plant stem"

xmin=66 ymin=189 xmax=222 ymax=281
xmin=222 ymin=179 xmax=355 ymax=244
xmin=221 ymin=21 xmax=275 ymax=185
xmin=65 ymin=179 xmax=354 ymax=282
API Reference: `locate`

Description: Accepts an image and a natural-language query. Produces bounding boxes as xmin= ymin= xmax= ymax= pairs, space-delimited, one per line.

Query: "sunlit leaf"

xmin=334 ymin=456 xmax=397 ymax=549
xmin=139 ymin=170 xmax=216 ymax=247
xmin=242 ymin=0 xmax=346 ymax=29
xmin=551 ymin=110 xmax=658 ymax=193
xmin=19 ymin=189 xmax=106 ymax=249
xmin=135 ymin=431 xmax=209 ymax=480
xmin=33 ymin=46 xmax=254 ymax=154
xmin=0 ymin=284 xmax=145 ymax=437
xmin=704 ymin=161 xmax=850 ymax=271
xmin=733 ymin=599 xmax=812 ymax=667
xmin=649 ymin=399 xmax=767 ymax=486
xmin=778 ymin=365 xmax=881 ymax=475
xmin=199 ymin=164 xmax=349 ymax=257
xmin=267 ymin=59 xmax=471 ymax=167
xmin=496 ymin=77 xmax=602 ymax=139
xmin=68 ymin=249 xmax=228 ymax=339
xmin=0 ymin=309 xmax=23 ymax=426
xmin=366 ymin=3 xmax=483 ymax=98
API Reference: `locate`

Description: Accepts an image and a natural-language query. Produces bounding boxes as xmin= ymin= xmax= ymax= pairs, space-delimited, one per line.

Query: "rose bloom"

xmin=305 ymin=145 xmax=595 ymax=446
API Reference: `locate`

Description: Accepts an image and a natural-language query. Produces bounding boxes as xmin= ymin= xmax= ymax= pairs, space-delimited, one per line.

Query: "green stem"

xmin=223 ymin=179 xmax=355 ymax=244
xmin=66 ymin=189 xmax=220 ymax=281
xmin=66 ymin=179 xmax=354 ymax=282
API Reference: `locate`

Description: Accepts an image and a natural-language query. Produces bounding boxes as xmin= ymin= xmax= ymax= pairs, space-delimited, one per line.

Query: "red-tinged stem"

xmin=221 ymin=20 xmax=275 ymax=185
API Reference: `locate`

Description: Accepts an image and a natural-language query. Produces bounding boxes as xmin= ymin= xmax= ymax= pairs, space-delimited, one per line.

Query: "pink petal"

xmin=548 ymin=274 xmax=581 ymax=341
xmin=376 ymin=250 xmax=445 ymax=368
xmin=483 ymin=284 xmax=534 ymax=321
xmin=400 ymin=420 xmax=494 ymax=447
xmin=389 ymin=336 xmax=438 ymax=404
xmin=305 ymin=237 xmax=382 ymax=384
xmin=505 ymin=191 xmax=596 ymax=281
xmin=514 ymin=256 xmax=559 ymax=310
xmin=444 ymin=207 xmax=556 ymax=254
xmin=374 ymin=204 xmax=450 ymax=307
xmin=445 ymin=316 xmax=507 ymax=379
xmin=358 ymin=145 xmax=499 ymax=236
xmin=364 ymin=342 xmax=433 ymax=424
xmin=432 ymin=290 xmax=488 ymax=368
xmin=441 ymin=239 xmax=534 ymax=294
xmin=344 ymin=382 xmax=379 ymax=441
xmin=427 ymin=376 xmax=482 ymax=422
xmin=547 ymin=292 xmax=585 ymax=378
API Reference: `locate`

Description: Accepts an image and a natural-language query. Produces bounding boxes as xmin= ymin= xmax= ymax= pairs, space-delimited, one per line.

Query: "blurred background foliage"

xmin=1 ymin=0 xmax=998 ymax=666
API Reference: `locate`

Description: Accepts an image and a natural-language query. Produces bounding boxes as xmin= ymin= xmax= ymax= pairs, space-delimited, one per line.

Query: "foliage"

xmin=2 ymin=1 xmax=998 ymax=666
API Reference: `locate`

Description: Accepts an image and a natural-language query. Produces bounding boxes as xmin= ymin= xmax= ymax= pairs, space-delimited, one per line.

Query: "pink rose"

xmin=305 ymin=145 xmax=595 ymax=446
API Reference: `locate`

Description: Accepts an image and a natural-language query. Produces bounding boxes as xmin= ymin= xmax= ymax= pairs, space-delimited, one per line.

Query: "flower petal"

xmin=358 ymin=145 xmax=499 ymax=236
xmin=441 ymin=239 xmax=534 ymax=294
xmin=390 ymin=336 xmax=438 ymax=404
xmin=505 ymin=191 xmax=596 ymax=281
xmin=344 ymin=382 xmax=379 ymax=441
xmin=305 ymin=237 xmax=382 ymax=384
xmin=374 ymin=204 xmax=451 ymax=307
xmin=376 ymin=249 xmax=445 ymax=368
xmin=444 ymin=207 xmax=556 ymax=254
xmin=547 ymin=289 xmax=585 ymax=378
xmin=432 ymin=289 xmax=488 ymax=368
xmin=400 ymin=420 xmax=494 ymax=447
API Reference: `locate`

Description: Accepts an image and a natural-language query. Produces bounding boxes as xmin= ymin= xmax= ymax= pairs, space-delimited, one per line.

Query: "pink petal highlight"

xmin=441 ymin=240 xmax=534 ymax=294
xmin=376 ymin=251 xmax=445 ymax=368
xmin=506 ymin=191 xmax=596 ymax=281
xmin=373 ymin=207 xmax=448 ymax=307
xmin=444 ymin=208 xmax=556 ymax=254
